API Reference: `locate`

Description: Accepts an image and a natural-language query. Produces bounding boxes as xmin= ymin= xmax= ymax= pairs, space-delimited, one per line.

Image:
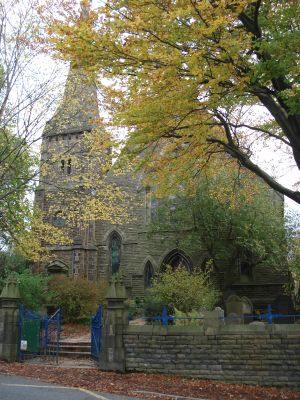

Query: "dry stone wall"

xmin=124 ymin=325 xmax=300 ymax=387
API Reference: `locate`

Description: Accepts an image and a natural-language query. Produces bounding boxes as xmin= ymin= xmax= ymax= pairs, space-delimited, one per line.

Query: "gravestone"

xmin=249 ymin=320 xmax=265 ymax=329
xmin=240 ymin=296 xmax=253 ymax=323
xmin=203 ymin=307 xmax=224 ymax=334
xmin=240 ymin=296 xmax=253 ymax=315
xmin=225 ymin=295 xmax=253 ymax=325
xmin=225 ymin=294 xmax=243 ymax=317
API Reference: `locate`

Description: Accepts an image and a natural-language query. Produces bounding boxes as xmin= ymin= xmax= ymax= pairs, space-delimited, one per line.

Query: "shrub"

xmin=142 ymin=294 xmax=170 ymax=319
xmin=48 ymin=276 xmax=108 ymax=322
xmin=148 ymin=266 xmax=220 ymax=314
xmin=173 ymin=308 xmax=203 ymax=326
xmin=126 ymin=297 xmax=144 ymax=319
xmin=127 ymin=294 xmax=168 ymax=320
xmin=17 ymin=269 xmax=50 ymax=311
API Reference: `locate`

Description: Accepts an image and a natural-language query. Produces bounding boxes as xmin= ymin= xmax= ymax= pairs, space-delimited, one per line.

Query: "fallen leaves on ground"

xmin=60 ymin=323 xmax=90 ymax=339
xmin=0 ymin=361 xmax=299 ymax=400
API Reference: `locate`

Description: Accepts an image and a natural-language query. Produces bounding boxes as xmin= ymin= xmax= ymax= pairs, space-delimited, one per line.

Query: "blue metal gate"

xmin=91 ymin=305 xmax=102 ymax=360
xmin=44 ymin=308 xmax=61 ymax=363
xmin=19 ymin=305 xmax=61 ymax=363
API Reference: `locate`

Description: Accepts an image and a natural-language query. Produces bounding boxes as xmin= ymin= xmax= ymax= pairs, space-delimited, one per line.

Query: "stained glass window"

xmin=110 ymin=234 xmax=121 ymax=275
xmin=144 ymin=261 xmax=154 ymax=288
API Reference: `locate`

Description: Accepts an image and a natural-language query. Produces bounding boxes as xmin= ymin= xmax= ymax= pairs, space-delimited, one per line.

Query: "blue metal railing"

xmin=91 ymin=305 xmax=102 ymax=361
xmin=148 ymin=305 xmax=300 ymax=327
xmin=46 ymin=308 xmax=61 ymax=364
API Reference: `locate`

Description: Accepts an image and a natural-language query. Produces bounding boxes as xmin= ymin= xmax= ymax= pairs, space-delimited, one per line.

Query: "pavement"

xmin=24 ymin=356 xmax=97 ymax=368
xmin=0 ymin=374 xmax=141 ymax=400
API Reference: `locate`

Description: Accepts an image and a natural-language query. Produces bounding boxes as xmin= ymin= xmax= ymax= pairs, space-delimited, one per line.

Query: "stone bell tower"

xmin=35 ymin=62 xmax=101 ymax=280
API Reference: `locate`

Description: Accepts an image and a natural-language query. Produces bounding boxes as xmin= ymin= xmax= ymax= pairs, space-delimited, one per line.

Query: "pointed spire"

xmin=44 ymin=1 xmax=99 ymax=136
xmin=44 ymin=66 xmax=99 ymax=136
xmin=80 ymin=0 xmax=90 ymax=21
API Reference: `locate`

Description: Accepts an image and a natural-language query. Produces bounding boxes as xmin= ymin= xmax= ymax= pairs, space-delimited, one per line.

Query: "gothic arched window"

xmin=110 ymin=233 xmax=121 ymax=275
xmin=144 ymin=261 xmax=154 ymax=288
xmin=162 ymin=250 xmax=192 ymax=272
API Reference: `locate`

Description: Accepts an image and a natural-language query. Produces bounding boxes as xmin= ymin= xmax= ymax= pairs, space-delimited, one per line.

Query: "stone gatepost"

xmin=0 ymin=277 xmax=21 ymax=362
xmin=99 ymin=275 xmax=128 ymax=372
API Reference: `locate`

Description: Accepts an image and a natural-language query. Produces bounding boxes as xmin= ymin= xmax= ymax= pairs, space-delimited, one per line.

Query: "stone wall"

xmin=124 ymin=324 xmax=300 ymax=387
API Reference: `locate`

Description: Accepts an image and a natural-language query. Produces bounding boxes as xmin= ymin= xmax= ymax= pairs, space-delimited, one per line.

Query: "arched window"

xmin=162 ymin=250 xmax=192 ymax=272
xmin=110 ymin=233 xmax=121 ymax=275
xmin=144 ymin=261 xmax=154 ymax=288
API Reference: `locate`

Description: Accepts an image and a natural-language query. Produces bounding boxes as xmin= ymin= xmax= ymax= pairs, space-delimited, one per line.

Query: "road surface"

xmin=0 ymin=374 xmax=138 ymax=400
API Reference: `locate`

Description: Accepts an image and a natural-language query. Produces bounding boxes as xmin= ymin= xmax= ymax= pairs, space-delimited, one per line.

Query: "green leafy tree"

xmin=0 ymin=129 xmax=36 ymax=248
xmin=150 ymin=172 xmax=293 ymax=275
xmin=0 ymin=251 xmax=28 ymax=277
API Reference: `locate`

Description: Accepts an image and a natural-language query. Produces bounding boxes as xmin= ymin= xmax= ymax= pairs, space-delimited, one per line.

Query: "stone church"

xmin=35 ymin=64 xmax=290 ymax=313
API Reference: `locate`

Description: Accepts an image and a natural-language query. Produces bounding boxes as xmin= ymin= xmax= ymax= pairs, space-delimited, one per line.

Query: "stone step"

xmin=59 ymin=341 xmax=91 ymax=346
xmin=49 ymin=341 xmax=91 ymax=357
xmin=58 ymin=350 xmax=91 ymax=359
xmin=56 ymin=344 xmax=90 ymax=351
xmin=58 ymin=342 xmax=91 ymax=346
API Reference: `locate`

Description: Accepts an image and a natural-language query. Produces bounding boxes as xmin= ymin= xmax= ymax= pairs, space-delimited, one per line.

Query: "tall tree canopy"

xmin=45 ymin=0 xmax=300 ymax=203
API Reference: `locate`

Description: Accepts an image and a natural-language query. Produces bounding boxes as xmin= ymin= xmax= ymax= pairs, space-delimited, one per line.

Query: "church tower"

xmin=35 ymin=64 xmax=100 ymax=280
